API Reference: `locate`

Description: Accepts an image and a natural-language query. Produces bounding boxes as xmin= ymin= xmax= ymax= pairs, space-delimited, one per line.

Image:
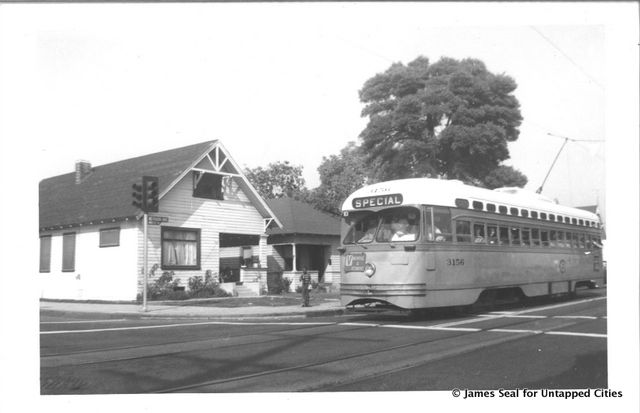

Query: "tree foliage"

xmin=482 ymin=165 xmax=528 ymax=189
xmin=359 ymin=56 xmax=526 ymax=186
xmin=244 ymin=161 xmax=307 ymax=199
xmin=305 ymin=142 xmax=368 ymax=215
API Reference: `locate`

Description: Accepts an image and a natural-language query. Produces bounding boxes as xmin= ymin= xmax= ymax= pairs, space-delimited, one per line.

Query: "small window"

xmin=473 ymin=223 xmax=486 ymax=243
xmin=549 ymin=214 xmax=555 ymax=221
xmin=531 ymin=228 xmax=540 ymax=246
xmin=531 ymin=211 xmax=538 ymax=219
xmin=193 ymin=172 xmax=224 ymax=200
xmin=62 ymin=232 xmax=76 ymax=272
xmin=522 ymin=228 xmax=531 ymax=246
xmin=486 ymin=203 xmax=496 ymax=213
xmin=499 ymin=226 xmax=509 ymax=245
xmin=540 ymin=213 xmax=547 ymax=220
xmin=455 ymin=220 xmax=472 ymax=243
xmin=565 ymin=217 xmax=571 ymax=224
xmin=510 ymin=227 xmax=521 ymax=245
xmin=571 ymin=218 xmax=578 ymax=225
xmin=541 ymin=230 xmax=549 ymax=247
xmin=578 ymin=219 xmax=584 ymax=226
xmin=39 ymin=235 xmax=52 ymax=273
xmin=498 ymin=205 xmax=508 ymax=214
xmin=99 ymin=227 xmax=120 ymax=247
xmin=455 ymin=198 xmax=470 ymax=209
xmin=521 ymin=209 xmax=529 ymax=218
xmin=510 ymin=207 xmax=519 ymax=216
xmin=472 ymin=201 xmax=483 ymax=211
xmin=487 ymin=224 xmax=498 ymax=245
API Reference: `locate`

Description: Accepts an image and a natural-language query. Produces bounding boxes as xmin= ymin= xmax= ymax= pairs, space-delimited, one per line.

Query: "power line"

xmin=530 ymin=26 xmax=604 ymax=91
xmin=547 ymin=133 xmax=604 ymax=143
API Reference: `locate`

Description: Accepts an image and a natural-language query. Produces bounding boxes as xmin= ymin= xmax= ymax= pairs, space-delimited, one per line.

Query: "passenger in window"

xmin=487 ymin=227 xmax=498 ymax=245
xmin=391 ymin=218 xmax=416 ymax=241
xmin=474 ymin=226 xmax=485 ymax=243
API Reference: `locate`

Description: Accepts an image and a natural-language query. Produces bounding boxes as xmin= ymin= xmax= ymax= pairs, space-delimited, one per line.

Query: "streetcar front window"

xmin=376 ymin=207 xmax=420 ymax=242
xmin=343 ymin=213 xmax=380 ymax=244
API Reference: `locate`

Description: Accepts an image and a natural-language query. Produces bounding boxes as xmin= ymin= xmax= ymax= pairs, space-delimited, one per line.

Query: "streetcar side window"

xmin=521 ymin=209 xmax=529 ymax=218
xmin=522 ymin=228 xmax=531 ymax=246
xmin=455 ymin=220 xmax=472 ymax=243
xmin=579 ymin=233 xmax=586 ymax=248
xmin=432 ymin=207 xmax=453 ymax=242
xmin=566 ymin=232 xmax=575 ymax=248
xmin=557 ymin=231 xmax=566 ymax=248
xmin=510 ymin=207 xmax=519 ymax=216
xmin=586 ymin=234 xmax=593 ymax=249
xmin=531 ymin=228 xmax=540 ymax=246
xmin=472 ymin=201 xmax=483 ymax=211
xmin=549 ymin=214 xmax=555 ymax=221
xmin=531 ymin=211 xmax=538 ymax=219
xmin=541 ymin=230 xmax=549 ymax=247
xmin=540 ymin=213 xmax=547 ymax=220
xmin=550 ymin=230 xmax=557 ymax=247
xmin=473 ymin=223 xmax=486 ymax=244
xmin=499 ymin=226 xmax=509 ymax=245
xmin=487 ymin=224 xmax=498 ymax=245
xmin=487 ymin=203 xmax=496 ymax=213
xmin=510 ymin=227 xmax=521 ymax=245
xmin=556 ymin=215 xmax=563 ymax=223
xmin=499 ymin=206 xmax=508 ymax=214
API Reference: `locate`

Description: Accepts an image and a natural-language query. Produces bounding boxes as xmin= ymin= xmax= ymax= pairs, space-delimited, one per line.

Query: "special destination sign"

xmin=352 ymin=193 xmax=403 ymax=209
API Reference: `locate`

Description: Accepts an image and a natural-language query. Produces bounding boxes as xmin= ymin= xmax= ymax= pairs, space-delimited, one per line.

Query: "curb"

xmin=40 ymin=307 xmax=347 ymax=320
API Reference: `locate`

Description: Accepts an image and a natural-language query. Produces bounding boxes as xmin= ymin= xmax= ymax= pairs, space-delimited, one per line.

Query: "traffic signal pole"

xmin=142 ymin=212 xmax=148 ymax=312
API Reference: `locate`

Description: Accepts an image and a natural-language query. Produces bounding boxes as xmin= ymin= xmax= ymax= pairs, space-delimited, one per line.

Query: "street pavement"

xmin=40 ymin=288 xmax=607 ymax=394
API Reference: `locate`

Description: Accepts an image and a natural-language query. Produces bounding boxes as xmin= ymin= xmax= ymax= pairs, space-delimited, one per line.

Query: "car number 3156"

xmin=446 ymin=258 xmax=464 ymax=266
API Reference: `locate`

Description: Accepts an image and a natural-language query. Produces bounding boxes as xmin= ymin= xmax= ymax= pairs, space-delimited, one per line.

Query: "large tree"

xmin=359 ymin=56 xmax=526 ymax=186
xmin=244 ymin=161 xmax=307 ymax=199
xmin=305 ymin=142 xmax=368 ymax=215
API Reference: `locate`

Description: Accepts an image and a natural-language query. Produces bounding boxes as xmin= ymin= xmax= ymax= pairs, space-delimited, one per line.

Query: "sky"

xmin=2 ymin=4 xmax=609 ymax=211
xmin=0 ymin=2 xmax=638 ymax=412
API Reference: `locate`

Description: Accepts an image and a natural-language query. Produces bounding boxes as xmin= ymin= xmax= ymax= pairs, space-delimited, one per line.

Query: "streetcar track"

xmin=154 ymin=314 xmax=604 ymax=393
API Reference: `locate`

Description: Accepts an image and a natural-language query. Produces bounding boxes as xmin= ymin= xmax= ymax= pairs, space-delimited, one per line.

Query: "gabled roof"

xmin=265 ymin=198 xmax=340 ymax=236
xmin=39 ymin=140 xmax=281 ymax=230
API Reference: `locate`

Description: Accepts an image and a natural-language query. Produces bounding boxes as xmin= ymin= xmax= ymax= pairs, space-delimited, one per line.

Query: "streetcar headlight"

xmin=364 ymin=263 xmax=376 ymax=277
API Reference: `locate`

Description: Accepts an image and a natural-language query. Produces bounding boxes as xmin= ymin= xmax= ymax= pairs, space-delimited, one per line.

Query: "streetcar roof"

xmin=342 ymin=178 xmax=600 ymax=223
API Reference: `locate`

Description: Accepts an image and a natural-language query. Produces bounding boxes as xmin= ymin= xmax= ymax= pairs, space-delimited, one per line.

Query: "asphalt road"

xmin=40 ymin=288 xmax=607 ymax=394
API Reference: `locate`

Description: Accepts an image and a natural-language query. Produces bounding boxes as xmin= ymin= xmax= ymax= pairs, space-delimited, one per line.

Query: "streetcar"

xmin=339 ymin=178 xmax=605 ymax=309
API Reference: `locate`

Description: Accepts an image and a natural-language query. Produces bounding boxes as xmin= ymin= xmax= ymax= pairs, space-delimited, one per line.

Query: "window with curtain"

xmin=161 ymin=227 xmax=200 ymax=270
xmin=62 ymin=232 xmax=76 ymax=272
xmin=40 ymin=235 xmax=51 ymax=273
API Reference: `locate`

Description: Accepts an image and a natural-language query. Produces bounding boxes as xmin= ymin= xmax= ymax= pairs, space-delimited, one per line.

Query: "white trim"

xmin=206 ymin=154 xmax=216 ymax=170
xmin=191 ymin=168 xmax=241 ymax=177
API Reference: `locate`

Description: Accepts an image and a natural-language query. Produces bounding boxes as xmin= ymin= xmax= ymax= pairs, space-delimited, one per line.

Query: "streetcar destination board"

xmin=344 ymin=252 xmax=366 ymax=272
xmin=352 ymin=194 xmax=403 ymax=209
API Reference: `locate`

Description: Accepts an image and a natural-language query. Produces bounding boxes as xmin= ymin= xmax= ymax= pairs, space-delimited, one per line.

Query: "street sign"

xmin=147 ymin=216 xmax=169 ymax=225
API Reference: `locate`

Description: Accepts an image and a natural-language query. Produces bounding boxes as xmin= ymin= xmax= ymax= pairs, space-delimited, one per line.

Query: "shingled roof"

xmin=265 ymin=198 xmax=340 ymax=236
xmin=39 ymin=140 xmax=280 ymax=230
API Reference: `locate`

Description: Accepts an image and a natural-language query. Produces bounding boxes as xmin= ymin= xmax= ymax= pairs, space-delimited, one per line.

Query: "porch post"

xmin=259 ymin=234 xmax=268 ymax=268
xmin=292 ymin=243 xmax=297 ymax=271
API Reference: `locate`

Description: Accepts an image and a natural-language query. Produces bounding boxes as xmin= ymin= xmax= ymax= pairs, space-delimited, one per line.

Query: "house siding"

xmin=38 ymin=221 xmax=139 ymax=300
xmin=136 ymin=173 xmax=266 ymax=291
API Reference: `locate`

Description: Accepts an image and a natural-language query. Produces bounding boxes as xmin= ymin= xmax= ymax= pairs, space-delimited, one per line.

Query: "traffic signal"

xmin=132 ymin=181 xmax=143 ymax=210
xmin=143 ymin=176 xmax=159 ymax=213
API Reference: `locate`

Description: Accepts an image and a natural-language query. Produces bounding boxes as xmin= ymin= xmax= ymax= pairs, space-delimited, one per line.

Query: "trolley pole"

xmin=142 ymin=212 xmax=148 ymax=312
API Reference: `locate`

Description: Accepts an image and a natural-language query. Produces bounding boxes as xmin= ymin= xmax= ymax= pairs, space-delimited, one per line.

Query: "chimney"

xmin=75 ymin=160 xmax=92 ymax=184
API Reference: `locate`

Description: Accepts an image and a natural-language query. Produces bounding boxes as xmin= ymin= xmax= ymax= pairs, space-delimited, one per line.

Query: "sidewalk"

xmin=40 ymin=298 xmax=347 ymax=319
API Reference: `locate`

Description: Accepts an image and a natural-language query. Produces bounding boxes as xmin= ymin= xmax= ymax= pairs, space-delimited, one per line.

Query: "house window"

xmin=62 ymin=232 xmax=76 ymax=272
xmin=39 ymin=236 xmax=51 ymax=273
xmin=99 ymin=227 xmax=120 ymax=247
xmin=161 ymin=227 xmax=200 ymax=270
xmin=193 ymin=172 xmax=224 ymax=200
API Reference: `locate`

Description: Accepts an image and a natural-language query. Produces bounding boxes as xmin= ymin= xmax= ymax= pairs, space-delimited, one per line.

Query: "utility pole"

xmin=142 ymin=212 xmax=148 ymax=312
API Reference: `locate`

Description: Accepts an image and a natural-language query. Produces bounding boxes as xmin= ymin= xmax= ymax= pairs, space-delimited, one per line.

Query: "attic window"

xmin=193 ymin=172 xmax=224 ymax=200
